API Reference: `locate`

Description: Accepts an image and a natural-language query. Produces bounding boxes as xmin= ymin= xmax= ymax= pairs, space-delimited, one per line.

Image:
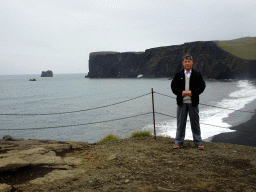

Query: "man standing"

xmin=171 ymin=54 xmax=206 ymax=149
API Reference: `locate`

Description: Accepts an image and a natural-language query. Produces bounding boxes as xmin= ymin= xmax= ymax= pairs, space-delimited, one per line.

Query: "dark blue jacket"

xmin=171 ymin=69 xmax=206 ymax=107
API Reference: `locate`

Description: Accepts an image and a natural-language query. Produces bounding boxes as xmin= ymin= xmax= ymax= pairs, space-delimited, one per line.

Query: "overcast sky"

xmin=1 ymin=0 xmax=255 ymax=75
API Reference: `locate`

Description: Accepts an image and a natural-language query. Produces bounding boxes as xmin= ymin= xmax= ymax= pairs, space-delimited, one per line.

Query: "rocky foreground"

xmin=0 ymin=135 xmax=256 ymax=192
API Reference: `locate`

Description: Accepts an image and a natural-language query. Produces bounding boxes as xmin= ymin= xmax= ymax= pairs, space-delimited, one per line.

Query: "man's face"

xmin=183 ymin=59 xmax=193 ymax=71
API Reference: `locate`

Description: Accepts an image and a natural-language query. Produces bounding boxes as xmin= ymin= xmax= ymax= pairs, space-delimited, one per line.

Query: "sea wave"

xmin=146 ymin=80 xmax=256 ymax=141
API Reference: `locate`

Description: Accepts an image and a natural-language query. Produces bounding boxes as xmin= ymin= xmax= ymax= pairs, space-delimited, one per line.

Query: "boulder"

xmin=2 ymin=135 xmax=15 ymax=141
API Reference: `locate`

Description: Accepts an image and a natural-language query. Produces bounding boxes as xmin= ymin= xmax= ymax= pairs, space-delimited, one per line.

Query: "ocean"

xmin=1 ymin=73 xmax=256 ymax=143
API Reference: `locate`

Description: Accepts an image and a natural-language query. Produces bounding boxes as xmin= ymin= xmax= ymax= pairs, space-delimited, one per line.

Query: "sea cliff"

xmin=87 ymin=39 xmax=256 ymax=79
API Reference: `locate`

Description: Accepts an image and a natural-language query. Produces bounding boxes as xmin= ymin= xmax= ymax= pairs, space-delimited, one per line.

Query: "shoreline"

xmin=211 ymin=98 xmax=256 ymax=146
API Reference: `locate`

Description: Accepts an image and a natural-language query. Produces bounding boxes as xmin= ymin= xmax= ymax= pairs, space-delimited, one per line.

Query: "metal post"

xmin=151 ymin=88 xmax=156 ymax=140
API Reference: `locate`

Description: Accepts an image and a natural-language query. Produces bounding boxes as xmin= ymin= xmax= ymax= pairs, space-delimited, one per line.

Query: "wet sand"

xmin=211 ymin=99 xmax=256 ymax=146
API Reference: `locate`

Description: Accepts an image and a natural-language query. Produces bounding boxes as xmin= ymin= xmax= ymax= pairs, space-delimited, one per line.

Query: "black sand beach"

xmin=211 ymin=99 xmax=256 ymax=146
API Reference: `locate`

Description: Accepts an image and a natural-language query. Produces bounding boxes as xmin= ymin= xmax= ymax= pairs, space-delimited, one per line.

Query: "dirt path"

xmin=1 ymin=137 xmax=256 ymax=191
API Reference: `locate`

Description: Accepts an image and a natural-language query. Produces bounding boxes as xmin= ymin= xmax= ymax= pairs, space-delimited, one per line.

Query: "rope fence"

xmin=0 ymin=112 xmax=152 ymax=131
xmin=154 ymin=91 xmax=256 ymax=114
xmin=154 ymin=112 xmax=256 ymax=134
xmin=0 ymin=92 xmax=151 ymax=116
xmin=1 ymin=89 xmax=256 ymax=137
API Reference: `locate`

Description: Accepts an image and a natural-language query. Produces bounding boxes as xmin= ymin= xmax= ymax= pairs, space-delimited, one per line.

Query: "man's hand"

xmin=187 ymin=90 xmax=192 ymax=96
xmin=182 ymin=91 xmax=187 ymax=97
xmin=182 ymin=91 xmax=192 ymax=97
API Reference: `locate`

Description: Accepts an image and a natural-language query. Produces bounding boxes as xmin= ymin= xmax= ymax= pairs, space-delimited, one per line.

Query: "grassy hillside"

xmin=90 ymin=51 xmax=119 ymax=57
xmin=215 ymin=37 xmax=256 ymax=60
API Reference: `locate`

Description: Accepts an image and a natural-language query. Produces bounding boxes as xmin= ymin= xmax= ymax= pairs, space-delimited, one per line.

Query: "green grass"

xmin=98 ymin=130 xmax=153 ymax=143
xmin=214 ymin=37 xmax=256 ymax=60
xmin=129 ymin=130 xmax=152 ymax=138
xmin=99 ymin=134 xmax=120 ymax=143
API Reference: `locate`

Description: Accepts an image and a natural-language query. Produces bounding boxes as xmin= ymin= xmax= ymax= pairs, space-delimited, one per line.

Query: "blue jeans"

xmin=175 ymin=103 xmax=203 ymax=146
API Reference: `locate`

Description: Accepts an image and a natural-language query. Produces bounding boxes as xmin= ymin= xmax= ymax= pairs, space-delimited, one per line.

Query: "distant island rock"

xmin=41 ymin=70 xmax=53 ymax=77
xmin=87 ymin=37 xmax=256 ymax=80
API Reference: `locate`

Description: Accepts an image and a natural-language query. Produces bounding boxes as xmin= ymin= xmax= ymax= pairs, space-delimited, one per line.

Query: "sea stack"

xmin=41 ymin=70 xmax=53 ymax=77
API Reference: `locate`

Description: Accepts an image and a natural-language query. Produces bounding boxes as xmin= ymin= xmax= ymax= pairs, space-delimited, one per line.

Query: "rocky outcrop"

xmin=0 ymin=137 xmax=90 ymax=191
xmin=2 ymin=135 xmax=15 ymax=141
xmin=41 ymin=70 xmax=53 ymax=77
xmin=0 ymin=138 xmax=89 ymax=172
xmin=87 ymin=41 xmax=256 ymax=79
xmin=1 ymin=137 xmax=256 ymax=191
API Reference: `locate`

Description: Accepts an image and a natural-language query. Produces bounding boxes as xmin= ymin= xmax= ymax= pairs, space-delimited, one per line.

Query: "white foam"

xmin=144 ymin=80 xmax=256 ymax=141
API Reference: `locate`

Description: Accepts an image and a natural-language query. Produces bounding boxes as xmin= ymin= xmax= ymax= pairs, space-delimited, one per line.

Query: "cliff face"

xmin=87 ymin=41 xmax=256 ymax=79
xmin=88 ymin=52 xmax=144 ymax=78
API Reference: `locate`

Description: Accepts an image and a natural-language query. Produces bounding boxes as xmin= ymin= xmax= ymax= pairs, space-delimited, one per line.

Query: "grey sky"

xmin=1 ymin=0 xmax=255 ymax=75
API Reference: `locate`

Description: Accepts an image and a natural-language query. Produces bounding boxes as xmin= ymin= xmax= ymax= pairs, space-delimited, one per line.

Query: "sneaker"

xmin=197 ymin=145 xmax=204 ymax=150
xmin=173 ymin=145 xmax=182 ymax=149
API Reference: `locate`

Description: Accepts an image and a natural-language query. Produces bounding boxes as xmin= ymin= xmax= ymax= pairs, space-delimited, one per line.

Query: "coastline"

xmin=211 ymin=98 xmax=256 ymax=146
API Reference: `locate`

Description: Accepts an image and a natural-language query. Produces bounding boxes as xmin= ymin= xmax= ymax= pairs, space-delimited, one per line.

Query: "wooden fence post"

xmin=151 ymin=88 xmax=156 ymax=140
